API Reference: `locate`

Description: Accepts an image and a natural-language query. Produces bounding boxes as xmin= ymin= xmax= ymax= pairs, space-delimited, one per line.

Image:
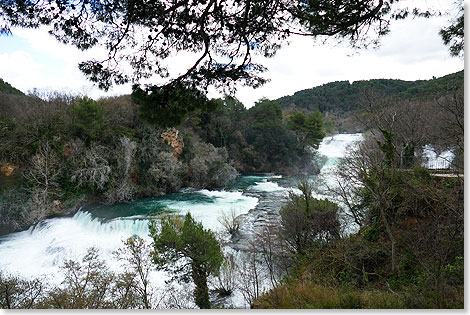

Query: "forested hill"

xmin=276 ymin=70 xmax=463 ymax=114
xmin=0 ymin=78 xmax=24 ymax=95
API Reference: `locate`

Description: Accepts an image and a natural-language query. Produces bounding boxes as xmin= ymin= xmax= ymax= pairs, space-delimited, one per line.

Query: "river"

xmin=0 ymin=133 xmax=363 ymax=308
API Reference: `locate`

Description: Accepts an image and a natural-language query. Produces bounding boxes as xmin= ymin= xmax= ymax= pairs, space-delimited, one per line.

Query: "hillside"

xmin=0 ymin=78 xmax=24 ymax=96
xmin=276 ymin=70 xmax=464 ymax=114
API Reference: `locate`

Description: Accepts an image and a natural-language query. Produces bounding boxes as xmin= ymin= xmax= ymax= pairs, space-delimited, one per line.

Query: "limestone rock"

xmin=1 ymin=162 xmax=17 ymax=176
xmin=161 ymin=128 xmax=184 ymax=158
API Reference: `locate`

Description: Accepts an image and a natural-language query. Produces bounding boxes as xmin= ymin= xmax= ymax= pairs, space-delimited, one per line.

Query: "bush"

xmin=280 ymin=180 xmax=340 ymax=255
xmin=218 ymin=209 xmax=241 ymax=236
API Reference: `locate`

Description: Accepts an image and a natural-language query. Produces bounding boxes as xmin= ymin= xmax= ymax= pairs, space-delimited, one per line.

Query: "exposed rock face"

xmin=64 ymin=145 xmax=71 ymax=158
xmin=161 ymin=128 xmax=184 ymax=158
xmin=1 ymin=162 xmax=17 ymax=176
xmin=52 ymin=200 xmax=64 ymax=213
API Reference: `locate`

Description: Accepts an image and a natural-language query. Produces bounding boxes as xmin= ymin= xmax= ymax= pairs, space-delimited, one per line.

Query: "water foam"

xmin=248 ymin=180 xmax=285 ymax=193
xmin=0 ymin=134 xmax=365 ymax=307
xmin=318 ymin=133 xmax=363 ymax=159
xmin=0 ymin=213 xmax=150 ymax=281
xmin=422 ymin=145 xmax=454 ymax=169
xmin=0 ymin=186 xmax=259 ymax=285
xmin=162 ymin=189 xmax=259 ymax=231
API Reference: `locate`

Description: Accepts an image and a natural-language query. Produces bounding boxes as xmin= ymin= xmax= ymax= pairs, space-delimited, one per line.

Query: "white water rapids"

xmin=0 ymin=133 xmax=365 ymax=308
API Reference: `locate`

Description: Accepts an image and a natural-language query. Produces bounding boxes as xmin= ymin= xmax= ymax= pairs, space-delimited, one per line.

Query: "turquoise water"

xmin=323 ymin=157 xmax=339 ymax=166
xmin=0 ymin=135 xmax=359 ymax=305
xmin=82 ymin=174 xmax=287 ymax=220
xmin=84 ymin=192 xmax=213 ymax=220
xmin=0 ymin=133 xmax=364 ymax=308
xmin=84 ymin=175 xmax=271 ymax=221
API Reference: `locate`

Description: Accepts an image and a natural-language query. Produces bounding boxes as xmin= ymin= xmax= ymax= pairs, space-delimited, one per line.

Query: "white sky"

xmin=0 ymin=1 xmax=464 ymax=108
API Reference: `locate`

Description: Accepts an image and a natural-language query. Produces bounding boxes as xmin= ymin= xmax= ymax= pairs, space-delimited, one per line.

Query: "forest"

xmin=0 ymin=83 xmax=325 ymax=235
xmin=277 ymin=70 xmax=464 ymax=133
xmin=277 ymin=70 xmax=464 ymax=113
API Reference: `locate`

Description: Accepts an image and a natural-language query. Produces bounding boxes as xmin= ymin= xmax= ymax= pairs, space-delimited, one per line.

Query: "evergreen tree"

xmin=2 ymin=0 xmax=448 ymax=92
xmin=149 ymin=213 xmax=223 ymax=309
xmin=71 ymin=97 xmax=106 ymax=143
xmin=280 ymin=180 xmax=340 ymax=255
xmin=287 ymin=110 xmax=326 ymax=150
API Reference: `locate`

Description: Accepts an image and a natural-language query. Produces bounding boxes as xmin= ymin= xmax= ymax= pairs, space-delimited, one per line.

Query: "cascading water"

xmin=0 ymin=133 xmax=363 ymax=308
xmin=313 ymin=133 xmax=363 ymax=195
xmin=421 ymin=145 xmax=454 ymax=169
xmin=312 ymin=133 xmax=364 ymax=235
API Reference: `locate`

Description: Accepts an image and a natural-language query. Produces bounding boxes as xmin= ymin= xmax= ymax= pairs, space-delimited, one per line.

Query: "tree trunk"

xmin=192 ymin=262 xmax=210 ymax=309
xmin=380 ymin=207 xmax=396 ymax=273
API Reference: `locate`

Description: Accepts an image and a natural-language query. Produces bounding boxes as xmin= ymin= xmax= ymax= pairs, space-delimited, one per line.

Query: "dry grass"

xmin=253 ymin=281 xmax=406 ymax=309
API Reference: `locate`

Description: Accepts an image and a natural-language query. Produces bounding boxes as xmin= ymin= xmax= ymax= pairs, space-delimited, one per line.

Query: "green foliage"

xmin=412 ymin=167 xmax=432 ymax=181
xmin=439 ymin=7 xmax=464 ymax=58
xmin=0 ymin=89 xmax=257 ymax=234
xmin=241 ymin=99 xmax=312 ymax=173
xmin=360 ymin=223 xmax=381 ymax=243
xmin=276 ymin=71 xmax=464 ymax=115
xmin=280 ymin=181 xmax=340 ymax=255
xmin=247 ymin=99 xmax=283 ymax=129
xmin=150 ymin=213 xmax=223 ymax=309
xmin=187 ymin=95 xmax=322 ymax=174
xmin=253 ymin=282 xmax=407 ymax=309
xmin=133 ymin=84 xmax=217 ymax=128
xmin=0 ymin=78 xmax=24 ymax=95
xmin=221 ymin=95 xmax=246 ymax=120
xmin=287 ymin=112 xmax=307 ymax=131
xmin=376 ymin=128 xmax=395 ymax=168
xmin=1 ymin=0 xmax=416 ymax=91
xmin=256 ymin=136 xmax=463 ymax=309
xmin=182 ymin=134 xmax=238 ymax=189
xmin=71 ymin=97 xmax=106 ymax=142
xmin=287 ymin=110 xmax=326 ymax=149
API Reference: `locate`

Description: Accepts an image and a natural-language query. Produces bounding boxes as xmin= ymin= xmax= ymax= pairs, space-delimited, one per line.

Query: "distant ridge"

xmin=276 ymin=70 xmax=463 ymax=114
xmin=0 ymin=78 xmax=24 ymax=96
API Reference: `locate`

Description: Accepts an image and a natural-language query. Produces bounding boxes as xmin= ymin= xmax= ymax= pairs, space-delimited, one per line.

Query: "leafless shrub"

xmin=356 ymin=89 xmax=439 ymax=168
xmin=212 ymin=252 xmax=239 ymax=297
xmin=68 ymin=139 xmax=111 ymax=191
xmin=432 ymin=89 xmax=464 ymax=170
xmin=148 ymin=151 xmax=183 ymax=192
xmin=22 ymin=141 xmax=63 ymax=223
xmin=326 ymin=135 xmax=383 ymax=229
xmin=252 ymin=224 xmax=291 ymax=288
xmin=24 ymin=141 xmax=62 ymax=196
xmin=237 ymin=251 xmax=262 ymax=306
xmin=48 ymin=247 xmax=115 ymax=308
xmin=218 ymin=209 xmax=241 ymax=236
xmin=0 ymin=272 xmax=46 ymax=309
xmin=114 ymin=236 xmax=155 ymax=309
xmin=105 ymin=136 xmax=138 ymax=203
xmin=186 ymin=140 xmax=238 ymax=188
xmin=105 ymin=181 xmax=137 ymax=204
xmin=117 ymin=136 xmax=137 ymax=177
xmin=159 ymin=284 xmax=195 ymax=309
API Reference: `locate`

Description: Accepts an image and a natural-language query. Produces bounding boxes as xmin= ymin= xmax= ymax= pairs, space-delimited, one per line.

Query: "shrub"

xmin=280 ymin=180 xmax=340 ymax=255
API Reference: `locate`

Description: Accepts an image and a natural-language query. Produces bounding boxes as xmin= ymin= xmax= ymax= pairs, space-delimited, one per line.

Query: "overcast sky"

xmin=0 ymin=1 xmax=464 ymax=108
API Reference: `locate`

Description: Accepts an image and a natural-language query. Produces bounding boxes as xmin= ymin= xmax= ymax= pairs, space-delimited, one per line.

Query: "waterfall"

xmin=0 ymin=134 xmax=364 ymax=308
